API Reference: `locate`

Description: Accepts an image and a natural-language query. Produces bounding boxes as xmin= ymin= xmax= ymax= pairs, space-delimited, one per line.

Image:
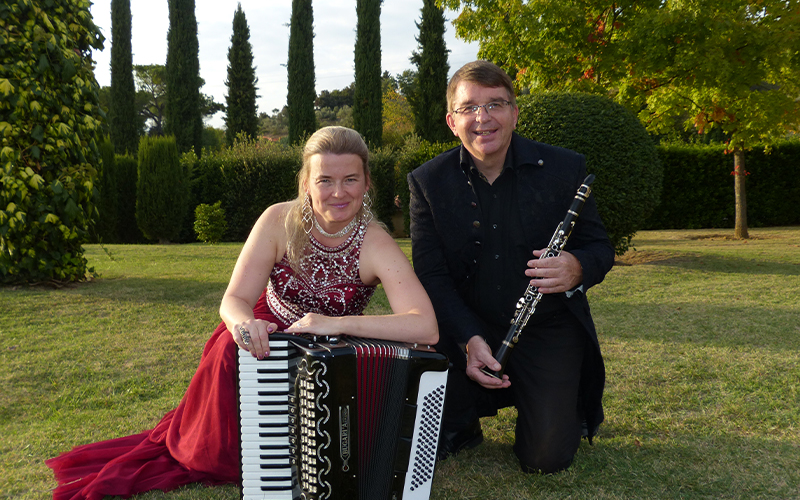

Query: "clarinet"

xmin=481 ymin=174 xmax=596 ymax=380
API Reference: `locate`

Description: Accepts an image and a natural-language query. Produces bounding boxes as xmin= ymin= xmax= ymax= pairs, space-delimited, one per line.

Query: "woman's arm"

xmin=285 ymin=224 xmax=439 ymax=346
xmin=219 ymin=203 xmax=288 ymax=359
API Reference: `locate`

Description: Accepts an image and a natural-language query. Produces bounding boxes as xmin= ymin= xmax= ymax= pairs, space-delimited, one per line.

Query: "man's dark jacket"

xmin=407 ymin=133 xmax=615 ymax=437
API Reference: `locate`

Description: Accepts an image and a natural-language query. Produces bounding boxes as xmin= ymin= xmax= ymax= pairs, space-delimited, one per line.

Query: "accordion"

xmin=237 ymin=333 xmax=449 ymax=500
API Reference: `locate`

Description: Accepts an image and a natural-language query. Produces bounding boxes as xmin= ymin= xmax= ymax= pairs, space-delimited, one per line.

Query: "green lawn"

xmin=2 ymin=227 xmax=798 ymax=499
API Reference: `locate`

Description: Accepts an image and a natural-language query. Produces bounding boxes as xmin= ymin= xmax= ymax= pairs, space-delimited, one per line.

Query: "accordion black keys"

xmin=237 ymin=334 xmax=449 ymax=500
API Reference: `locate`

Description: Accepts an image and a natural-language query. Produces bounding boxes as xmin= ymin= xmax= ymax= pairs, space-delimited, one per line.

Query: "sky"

xmin=89 ymin=0 xmax=480 ymax=129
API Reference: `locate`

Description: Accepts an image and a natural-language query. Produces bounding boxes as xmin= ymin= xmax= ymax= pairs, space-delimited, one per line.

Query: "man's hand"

xmin=465 ymin=336 xmax=511 ymax=389
xmin=525 ymin=250 xmax=583 ymax=294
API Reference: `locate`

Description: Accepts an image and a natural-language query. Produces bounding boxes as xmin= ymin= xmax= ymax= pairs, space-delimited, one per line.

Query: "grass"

xmin=2 ymin=227 xmax=799 ymax=499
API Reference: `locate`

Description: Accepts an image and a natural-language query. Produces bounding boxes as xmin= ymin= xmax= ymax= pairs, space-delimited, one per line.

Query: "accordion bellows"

xmin=238 ymin=334 xmax=449 ymax=500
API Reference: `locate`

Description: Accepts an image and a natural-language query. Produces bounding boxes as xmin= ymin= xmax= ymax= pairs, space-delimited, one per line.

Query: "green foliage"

xmin=0 ymin=0 xmax=104 ymax=283
xmin=113 ymin=153 xmax=143 ymax=242
xmin=164 ymin=0 xmax=202 ymax=156
xmin=353 ymin=0 xmax=383 ymax=147
xmin=193 ymin=200 xmax=227 ymax=243
xmin=368 ymin=147 xmax=397 ymax=233
xmin=382 ymin=88 xmax=414 ymax=148
xmin=133 ymin=64 xmax=166 ymax=135
xmin=94 ymin=138 xmax=118 ymax=242
xmin=224 ymin=4 xmax=259 ymax=147
xmin=287 ymin=0 xmax=316 ymax=145
xmin=516 ymin=93 xmax=662 ymax=255
xmin=109 ymin=0 xmax=139 ymax=155
xmin=315 ymin=84 xmax=354 ymax=109
xmin=442 ymin=0 xmax=800 ymax=238
xmin=645 ymin=141 xmax=800 ymax=230
xmin=195 ymin=139 xmax=300 ymax=240
xmin=135 ymin=135 xmax=188 ymax=243
xmin=396 ymin=135 xmax=460 ymax=235
xmin=409 ymin=0 xmax=452 ymax=143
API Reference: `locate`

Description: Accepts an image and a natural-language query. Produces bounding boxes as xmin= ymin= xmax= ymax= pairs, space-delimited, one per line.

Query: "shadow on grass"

xmin=616 ymin=251 xmax=800 ymax=276
xmin=431 ymin=433 xmax=800 ymax=500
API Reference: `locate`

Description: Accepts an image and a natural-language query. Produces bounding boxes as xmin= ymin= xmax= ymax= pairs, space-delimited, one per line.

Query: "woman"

xmin=47 ymin=126 xmax=438 ymax=500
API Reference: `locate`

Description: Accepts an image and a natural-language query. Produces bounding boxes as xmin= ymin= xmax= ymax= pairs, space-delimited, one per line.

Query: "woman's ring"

xmin=239 ymin=326 xmax=251 ymax=346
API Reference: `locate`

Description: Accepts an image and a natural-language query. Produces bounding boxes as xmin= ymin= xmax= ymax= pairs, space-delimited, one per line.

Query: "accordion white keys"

xmin=238 ymin=334 xmax=449 ymax=500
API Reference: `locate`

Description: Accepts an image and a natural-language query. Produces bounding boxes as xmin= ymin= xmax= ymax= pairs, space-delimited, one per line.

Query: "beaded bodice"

xmin=265 ymin=219 xmax=376 ymax=326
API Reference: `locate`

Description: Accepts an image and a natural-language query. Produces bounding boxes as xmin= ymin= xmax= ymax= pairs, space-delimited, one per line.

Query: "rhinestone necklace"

xmin=313 ymin=215 xmax=359 ymax=238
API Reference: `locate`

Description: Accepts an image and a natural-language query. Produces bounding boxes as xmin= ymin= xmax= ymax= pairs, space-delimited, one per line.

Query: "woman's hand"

xmin=284 ymin=313 xmax=342 ymax=337
xmin=235 ymin=319 xmax=278 ymax=359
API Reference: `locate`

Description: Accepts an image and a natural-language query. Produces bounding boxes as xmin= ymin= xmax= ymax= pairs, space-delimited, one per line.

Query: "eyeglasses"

xmin=451 ymin=100 xmax=512 ymax=116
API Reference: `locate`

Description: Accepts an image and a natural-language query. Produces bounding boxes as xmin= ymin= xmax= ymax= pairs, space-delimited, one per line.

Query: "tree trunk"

xmin=733 ymin=148 xmax=749 ymax=239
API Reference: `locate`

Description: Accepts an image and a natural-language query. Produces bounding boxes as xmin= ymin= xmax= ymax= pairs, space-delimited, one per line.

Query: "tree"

xmin=442 ymin=0 xmax=800 ymax=239
xmin=315 ymin=84 xmax=355 ymax=109
xmin=1 ymin=0 xmax=104 ymax=283
xmin=382 ymin=86 xmax=414 ymax=147
xmin=353 ymin=0 xmax=383 ymax=146
xmin=409 ymin=0 xmax=451 ymax=143
xmin=287 ymin=0 xmax=317 ymax=144
xmin=133 ymin=65 xmax=221 ymax=137
xmin=109 ymin=0 xmax=139 ymax=155
xmin=165 ymin=0 xmax=202 ymax=156
xmin=134 ymin=64 xmax=167 ymax=135
xmin=224 ymin=3 xmax=259 ymax=146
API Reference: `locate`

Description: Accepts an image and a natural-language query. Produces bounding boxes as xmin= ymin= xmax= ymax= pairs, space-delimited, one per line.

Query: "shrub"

xmin=94 ymin=138 xmax=118 ymax=242
xmin=114 ymin=154 xmax=143 ymax=243
xmin=135 ymin=135 xmax=188 ymax=243
xmin=396 ymin=135 xmax=460 ymax=236
xmin=369 ymin=146 xmax=397 ymax=233
xmin=0 ymin=0 xmax=105 ymax=283
xmin=194 ymin=201 xmax=227 ymax=244
xmin=516 ymin=93 xmax=663 ymax=255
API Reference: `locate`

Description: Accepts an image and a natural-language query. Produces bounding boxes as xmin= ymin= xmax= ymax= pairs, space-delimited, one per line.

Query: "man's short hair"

xmin=447 ymin=60 xmax=516 ymax=112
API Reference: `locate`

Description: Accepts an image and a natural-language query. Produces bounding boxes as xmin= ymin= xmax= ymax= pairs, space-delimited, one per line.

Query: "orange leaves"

xmin=694 ymin=106 xmax=736 ymax=133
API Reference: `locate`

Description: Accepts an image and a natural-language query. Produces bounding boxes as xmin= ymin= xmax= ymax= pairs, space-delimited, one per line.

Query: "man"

xmin=408 ymin=60 xmax=614 ymax=474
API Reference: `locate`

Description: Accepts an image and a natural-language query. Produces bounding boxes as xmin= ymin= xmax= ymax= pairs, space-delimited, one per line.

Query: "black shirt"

xmin=460 ymin=145 xmax=567 ymax=329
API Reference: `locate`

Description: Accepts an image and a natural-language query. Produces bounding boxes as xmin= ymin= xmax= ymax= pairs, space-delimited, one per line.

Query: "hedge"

xmin=645 ymin=141 xmax=800 ymax=229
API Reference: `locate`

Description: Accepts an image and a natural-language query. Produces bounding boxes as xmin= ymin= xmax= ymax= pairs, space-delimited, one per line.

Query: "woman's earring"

xmin=362 ymin=191 xmax=374 ymax=224
xmin=302 ymin=192 xmax=313 ymax=235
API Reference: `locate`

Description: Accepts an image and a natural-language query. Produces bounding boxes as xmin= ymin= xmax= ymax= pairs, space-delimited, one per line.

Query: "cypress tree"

xmin=410 ymin=0 xmax=451 ymax=143
xmin=165 ymin=0 xmax=203 ymax=156
xmin=353 ymin=0 xmax=382 ymax=146
xmin=109 ymin=0 xmax=139 ymax=155
xmin=287 ymin=0 xmax=316 ymax=144
xmin=224 ymin=4 xmax=259 ymax=146
xmin=135 ymin=136 xmax=188 ymax=243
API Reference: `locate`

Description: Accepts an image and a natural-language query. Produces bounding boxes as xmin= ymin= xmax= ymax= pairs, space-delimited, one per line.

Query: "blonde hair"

xmin=285 ymin=126 xmax=373 ymax=264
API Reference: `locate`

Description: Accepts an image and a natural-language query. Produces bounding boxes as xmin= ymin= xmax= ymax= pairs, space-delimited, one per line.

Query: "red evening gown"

xmin=47 ymin=222 xmax=375 ymax=499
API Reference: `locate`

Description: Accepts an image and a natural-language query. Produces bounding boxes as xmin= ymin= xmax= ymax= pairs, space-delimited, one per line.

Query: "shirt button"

xmin=492 ymin=224 xmax=498 ymax=230
xmin=496 ymin=285 xmax=501 ymax=290
xmin=495 ymin=254 xmax=500 ymax=259
xmin=470 ymin=202 xmax=477 ymax=208
xmin=473 ymin=221 xmax=481 ymax=228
